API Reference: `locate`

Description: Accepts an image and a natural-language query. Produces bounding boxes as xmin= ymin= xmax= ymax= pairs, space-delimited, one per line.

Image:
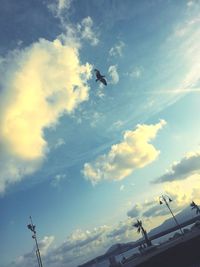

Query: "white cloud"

xmin=96 ymin=87 xmax=105 ymax=98
xmin=39 ymin=236 xmax=55 ymax=256
xmin=120 ymin=184 xmax=125 ymax=191
xmin=48 ymin=0 xmax=72 ymax=18
xmin=83 ymin=120 xmax=166 ymax=184
xmin=108 ymin=65 xmax=119 ymax=84
xmin=54 ymin=138 xmax=65 ymax=149
xmin=109 ymin=41 xmax=125 ymax=57
xmin=187 ymin=1 xmax=195 ymax=7
xmin=59 ymin=17 xmax=99 ymax=47
xmin=127 ymin=66 xmax=143 ymax=79
xmin=78 ymin=17 xmax=99 ymax=46
xmin=51 ymin=174 xmax=67 ymax=187
xmin=112 ymin=120 xmax=124 ymax=129
xmin=0 ymin=37 xmax=92 ymax=194
xmin=10 ymin=221 xmax=137 ymax=267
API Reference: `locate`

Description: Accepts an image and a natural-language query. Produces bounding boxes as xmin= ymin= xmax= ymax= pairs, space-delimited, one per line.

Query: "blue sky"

xmin=1 ymin=0 xmax=200 ymax=266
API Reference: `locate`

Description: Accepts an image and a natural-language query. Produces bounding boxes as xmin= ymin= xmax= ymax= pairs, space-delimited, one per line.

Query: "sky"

xmin=1 ymin=0 xmax=200 ymax=266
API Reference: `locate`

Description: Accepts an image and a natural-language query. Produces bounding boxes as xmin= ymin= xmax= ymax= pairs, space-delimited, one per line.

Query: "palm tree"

xmin=133 ymin=219 xmax=152 ymax=247
xmin=190 ymin=201 xmax=200 ymax=215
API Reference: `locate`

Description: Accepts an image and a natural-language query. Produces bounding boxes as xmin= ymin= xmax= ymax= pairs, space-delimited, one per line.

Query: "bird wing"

xmin=94 ymin=69 xmax=101 ymax=78
xmin=100 ymin=77 xmax=107 ymax=86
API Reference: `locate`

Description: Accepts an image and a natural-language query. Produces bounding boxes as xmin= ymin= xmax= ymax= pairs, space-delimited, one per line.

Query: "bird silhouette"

xmin=94 ymin=69 xmax=107 ymax=86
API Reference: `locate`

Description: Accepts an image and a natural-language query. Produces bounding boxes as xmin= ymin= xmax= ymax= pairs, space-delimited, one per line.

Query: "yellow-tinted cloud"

xmin=164 ymin=173 xmax=200 ymax=207
xmin=83 ymin=120 xmax=166 ymax=184
xmin=0 ymin=37 xmax=92 ymax=193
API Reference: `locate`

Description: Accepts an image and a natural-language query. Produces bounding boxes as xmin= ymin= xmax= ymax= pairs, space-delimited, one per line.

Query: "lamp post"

xmin=27 ymin=216 xmax=43 ymax=267
xmin=159 ymin=195 xmax=184 ymax=235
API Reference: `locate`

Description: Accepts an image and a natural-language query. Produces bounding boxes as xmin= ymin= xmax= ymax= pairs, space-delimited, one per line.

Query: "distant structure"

xmin=159 ymin=194 xmax=184 ymax=235
xmin=27 ymin=216 xmax=43 ymax=267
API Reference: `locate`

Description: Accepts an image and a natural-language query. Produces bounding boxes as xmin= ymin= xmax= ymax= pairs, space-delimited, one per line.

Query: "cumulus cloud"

xmin=0 ymin=37 xmax=92 ymax=194
xmin=108 ymin=65 xmax=119 ymax=84
xmin=10 ymin=221 xmax=137 ymax=267
xmin=154 ymin=151 xmax=200 ymax=183
xmin=83 ymin=120 xmax=166 ymax=184
xmin=109 ymin=41 xmax=125 ymax=57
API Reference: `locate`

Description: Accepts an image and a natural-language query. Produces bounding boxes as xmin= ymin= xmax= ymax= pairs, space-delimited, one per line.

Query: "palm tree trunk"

xmin=141 ymin=228 xmax=152 ymax=247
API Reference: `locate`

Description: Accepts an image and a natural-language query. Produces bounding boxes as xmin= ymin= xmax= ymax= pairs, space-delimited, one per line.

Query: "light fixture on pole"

xmin=27 ymin=216 xmax=43 ymax=267
xmin=159 ymin=195 xmax=184 ymax=235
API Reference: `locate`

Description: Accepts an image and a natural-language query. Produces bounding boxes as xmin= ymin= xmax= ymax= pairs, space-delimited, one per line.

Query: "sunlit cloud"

xmin=83 ymin=120 xmax=166 ymax=184
xmin=0 ymin=36 xmax=92 ymax=194
xmin=164 ymin=174 xmax=200 ymax=209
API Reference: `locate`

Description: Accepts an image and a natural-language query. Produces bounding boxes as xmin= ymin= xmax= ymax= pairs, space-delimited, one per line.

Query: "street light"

xmin=159 ymin=195 xmax=184 ymax=235
xmin=27 ymin=216 xmax=43 ymax=267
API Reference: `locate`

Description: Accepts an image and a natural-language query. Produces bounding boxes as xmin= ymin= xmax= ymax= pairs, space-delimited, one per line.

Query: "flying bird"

xmin=94 ymin=69 xmax=107 ymax=86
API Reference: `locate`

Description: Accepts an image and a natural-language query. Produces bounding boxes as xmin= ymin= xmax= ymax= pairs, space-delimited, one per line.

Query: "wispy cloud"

xmin=109 ymin=41 xmax=125 ymax=57
xmin=47 ymin=0 xmax=72 ymax=18
xmin=83 ymin=120 xmax=166 ymax=184
xmin=125 ymin=66 xmax=143 ymax=79
xmin=60 ymin=16 xmax=99 ymax=47
xmin=51 ymin=173 xmax=67 ymax=187
xmin=120 ymin=184 xmax=125 ymax=191
xmin=150 ymin=88 xmax=200 ymax=95
xmin=78 ymin=17 xmax=99 ymax=46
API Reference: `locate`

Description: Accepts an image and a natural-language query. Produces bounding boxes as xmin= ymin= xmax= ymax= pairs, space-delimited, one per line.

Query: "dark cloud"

xmin=127 ymin=204 xmax=141 ymax=218
xmin=142 ymin=205 xmax=170 ymax=218
xmin=107 ymin=224 xmax=130 ymax=238
xmin=56 ymin=232 xmax=103 ymax=254
xmin=153 ymin=152 xmax=200 ymax=183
